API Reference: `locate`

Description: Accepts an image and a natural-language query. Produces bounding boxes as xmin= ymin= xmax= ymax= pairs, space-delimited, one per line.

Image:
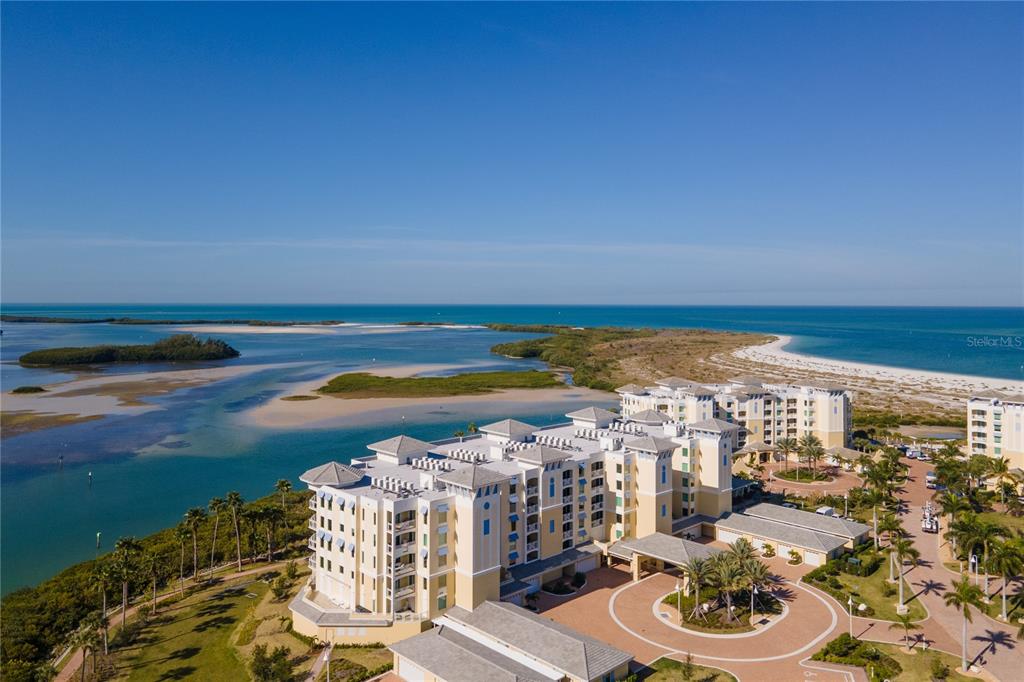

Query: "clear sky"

xmin=2 ymin=2 xmax=1021 ymax=306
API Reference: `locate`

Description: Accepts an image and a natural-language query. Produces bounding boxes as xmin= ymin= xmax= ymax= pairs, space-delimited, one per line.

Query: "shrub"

xmin=571 ymin=571 xmax=586 ymax=588
xmin=270 ymin=575 xmax=290 ymax=600
xmin=762 ymin=544 xmax=776 ymax=558
xmin=828 ymin=577 xmax=843 ymax=590
xmin=930 ymin=654 xmax=950 ymax=680
xmin=881 ymin=582 xmax=897 ymax=598
xmin=285 ymin=560 xmax=298 ymax=581
xmin=250 ymin=643 xmax=294 ymax=682
xmin=812 ymin=634 xmax=901 ymax=682
xmin=788 ymin=549 xmax=802 ymax=565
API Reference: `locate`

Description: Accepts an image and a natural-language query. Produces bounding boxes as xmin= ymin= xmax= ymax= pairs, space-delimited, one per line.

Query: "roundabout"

xmin=650 ymin=589 xmax=791 ymax=639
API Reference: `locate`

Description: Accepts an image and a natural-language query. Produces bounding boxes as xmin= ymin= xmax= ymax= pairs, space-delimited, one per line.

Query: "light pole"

xmin=844 ymin=493 xmax=848 ymax=518
xmin=751 ymin=584 xmax=758 ymax=624
xmin=847 ymin=595 xmax=854 ymax=637
xmin=970 ymin=554 xmax=979 ymax=587
xmin=323 ymin=643 xmax=333 ymax=681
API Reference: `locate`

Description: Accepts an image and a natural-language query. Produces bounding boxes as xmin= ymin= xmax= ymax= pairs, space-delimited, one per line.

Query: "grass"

xmin=280 ymin=394 xmax=320 ymax=401
xmin=0 ymin=411 xmax=104 ymax=438
xmin=318 ymin=646 xmax=393 ymax=682
xmin=641 ymin=656 xmax=737 ymax=682
xmin=813 ymin=634 xmax=972 ymax=682
xmin=827 ymin=566 xmax=927 ymax=622
xmin=114 ymin=579 xmax=274 ymax=681
xmin=879 ymin=645 xmax=975 ymax=682
xmin=234 ymin=568 xmax=312 ymax=664
xmin=318 ymin=370 xmax=562 ymax=398
xmin=11 ymin=385 xmax=46 ymax=394
xmin=774 ymin=467 xmax=833 ymax=483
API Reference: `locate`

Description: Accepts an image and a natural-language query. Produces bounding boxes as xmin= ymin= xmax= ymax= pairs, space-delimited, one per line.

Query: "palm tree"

xmin=681 ymin=558 xmax=708 ymax=621
xmin=183 ymin=507 xmax=207 ymax=582
xmin=467 ymin=422 xmax=479 ymax=435
xmin=140 ymin=551 xmax=160 ymax=615
xmin=208 ymin=496 xmax=226 ymax=579
xmin=798 ymin=434 xmax=824 ymax=477
xmin=971 ymin=519 xmax=1005 ymax=597
xmin=989 ymin=457 xmax=1012 ymax=505
xmin=112 ymin=537 xmax=141 ymax=627
xmin=936 ymin=491 xmax=972 ymax=550
xmin=776 ymin=437 xmax=797 ymax=473
xmin=862 ymin=488 xmax=886 ymax=549
xmin=742 ymin=558 xmax=771 ymax=621
xmin=274 ymin=479 xmax=292 ymax=512
xmin=987 ymin=539 xmax=1023 ymax=621
xmin=226 ymin=491 xmax=245 ymax=571
xmin=174 ymin=524 xmax=190 ymax=596
xmin=727 ymin=538 xmax=757 ymax=564
xmin=888 ymin=613 xmax=921 ymax=652
xmin=712 ymin=557 xmax=744 ymax=623
xmin=453 ymin=430 xmax=466 ymax=442
xmin=262 ymin=505 xmax=285 ymax=562
xmin=71 ymin=622 xmax=102 ymax=682
xmin=891 ymin=537 xmax=920 ymax=609
xmin=944 ymin=576 xmax=985 ymax=672
xmin=878 ymin=514 xmax=903 ymax=581
xmin=91 ymin=563 xmax=111 ymax=655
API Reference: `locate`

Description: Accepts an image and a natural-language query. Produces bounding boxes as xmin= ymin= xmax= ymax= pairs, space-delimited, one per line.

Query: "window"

xmin=483 ymin=519 xmax=490 ymax=535
xmin=437 ymin=595 xmax=447 ymax=610
xmin=661 ymin=465 xmax=667 ymax=484
xmin=616 ymin=463 xmax=623 ymax=473
xmin=723 ymin=455 xmax=728 ymax=467
xmin=549 ymin=520 xmax=555 ymax=533
xmin=423 ymin=533 xmax=428 ymax=546
xmin=438 ymin=575 xmax=447 ymax=588
xmin=549 ymin=479 xmax=555 ymax=498
xmin=661 ymin=504 xmax=667 ymax=517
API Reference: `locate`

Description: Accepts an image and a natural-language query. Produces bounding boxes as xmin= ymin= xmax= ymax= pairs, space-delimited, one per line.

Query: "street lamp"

xmin=847 ymin=595 xmax=854 ymax=637
xmin=323 ymin=643 xmax=333 ymax=681
xmin=970 ymin=554 xmax=979 ymax=587
xmin=844 ymin=493 xmax=848 ymax=518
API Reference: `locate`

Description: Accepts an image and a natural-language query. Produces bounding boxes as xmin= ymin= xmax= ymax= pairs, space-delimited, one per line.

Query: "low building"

xmin=389 ymin=601 xmax=633 ymax=682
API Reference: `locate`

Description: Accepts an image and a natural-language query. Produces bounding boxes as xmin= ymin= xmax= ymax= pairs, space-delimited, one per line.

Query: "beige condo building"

xmin=290 ymin=403 xmax=744 ymax=644
xmin=617 ymin=375 xmax=852 ymax=449
xmin=967 ymin=391 xmax=1024 ymax=470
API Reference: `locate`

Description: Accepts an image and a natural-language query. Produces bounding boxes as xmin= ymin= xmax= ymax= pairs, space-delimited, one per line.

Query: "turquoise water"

xmin=1 ymin=304 xmax=1021 ymax=593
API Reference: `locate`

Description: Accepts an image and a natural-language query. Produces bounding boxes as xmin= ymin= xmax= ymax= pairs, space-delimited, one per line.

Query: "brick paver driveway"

xmin=538 ymin=564 xmax=865 ymax=682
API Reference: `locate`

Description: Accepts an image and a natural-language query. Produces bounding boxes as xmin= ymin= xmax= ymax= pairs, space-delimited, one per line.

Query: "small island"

xmin=0 ymin=315 xmax=343 ymax=325
xmin=317 ymin=370 xmax=562 ymax=398
xmin=18 ymin=334 xmax=241 ymax=367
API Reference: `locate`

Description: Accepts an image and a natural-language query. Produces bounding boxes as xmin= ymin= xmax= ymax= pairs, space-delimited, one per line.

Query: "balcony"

xmin=526 ymin=504 xmax=539 ymax=514
xmin=562 ymin=530 xmax=574 ymax=540
xmin=394 ymin=584 xmax=415 ymax=599
xmin=526 ymin=486 xmax=538 ymax=496
xmin=562 ymin=513 xmax=573 ymax=522
xmin=395 ymin=542 xmax=415 ymax=556
xmin=526 ymin=523 xmax=538 ymax=533
xmin=395 ymin=519 xmax=416 ymax=532
xmin=591 ymin=501 xmax=603 ymax=511
xmin=394 ymin=563 xmax=416 ymax=578
xmin=308 ymin=537 xmax=317 ymax=551
xmin=308 ymin=518 xmax=317 ymax=530
xmin=526 ymin=541 xmax=539 ymax=552
xmin=308 ymin=498 xmax=317 ymax=510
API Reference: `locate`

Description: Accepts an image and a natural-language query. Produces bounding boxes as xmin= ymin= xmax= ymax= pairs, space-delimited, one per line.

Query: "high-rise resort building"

xmin=291 ymin=387 xmax=857 ymax=645
xmin=967 ymin=391 xmax=1024 ymax=469
xmin=617 ymin=376 xmax=852 ymax=449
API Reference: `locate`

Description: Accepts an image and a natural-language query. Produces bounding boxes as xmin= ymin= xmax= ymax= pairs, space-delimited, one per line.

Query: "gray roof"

xmin=735 ymin=440 xmax=778 ymax=455
xmin=443 ymin=602 xmax=633 ymax=680
xmin=438 ymin=464 xmax=510 ymax=489
xmin=510 ymin=444 xmax=572 ymax=465
xmin=366 ymin=434 xmax=433 ymax=457
xmin=970 ymin=390 xmax=1007 ymax=400
xmin=689 ymin=418 xmax=741 ymax=433
xmin=628 ymin=409 xmax=670 ymax=425
xmin=508 ymin=543 xmax=602 ymax=582
xmin=609 ymin=532 xmax=720 ymax=566
xmin=797 ymin=379 xmax=847 ymax=392
xmin=566 ymin=406 xmax=618 ymax=422
xmin=729 ymin=375 xmax=768 ymax=386
xmin=655 ymin=376 xmax=698 ymax=389
xmin=480 ymin=418 xmax=537 ymax=439
xmin=680 ymin=386 xmax=717 ymax=398
xmin=615 ymin=383 xmax=646 ymax=394
xmin=389 ymin=625 xmax=552 ymax=682
xmin=298 ymin=461 xmax=364 ymax=487
xmin=741 ymin=502 xmax=870 ymax=540
xmin=624 ymin=435 xmax=679 ymax=454
xmin=826 ymin=446 xmax=865 ymax=459
xmin=715 ymin=512 xmax=849 ymax=554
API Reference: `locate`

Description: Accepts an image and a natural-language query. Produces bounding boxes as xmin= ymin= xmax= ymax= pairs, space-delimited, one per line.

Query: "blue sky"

xmin=2 ymin=2 xmax=1021 ymax=305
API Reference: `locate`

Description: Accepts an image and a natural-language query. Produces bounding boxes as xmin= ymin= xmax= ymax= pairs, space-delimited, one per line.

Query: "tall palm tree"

xmin=987 ymin=539 xmax=1023 ymax=621
xmin=681 ymin=558 xmax=709 ymax=621
xmin=112 ymin=537 xmax=141 ymax=627
xmin=936 ymin=491 xmax=972 ymax=546
xmin=888 ymin=613 xmax=921 ymax=652
xmin=226 ymin=491 xmax=245 ymax=572
xmin=274 ymin=479 xmax=292 ymax=512
xmin=712 ymin=557 xmax=744 ymax=623
xmin=91 ymin=563 xmax=111 ymax=655
xmin=862 ymin=488 xmax=886 ymax=549
xmin=262 ymin=505 xmax=285 ymax=562
xmin=140 ymin=551 xmax=160 ymax=614
xmin=989 ymin=457 xmax=1012 ymax=505
xmin=878 ymin=515 xmax=904 ymax=581
xmin=183 ymin=507 xmax=207 ymax=582
xmin=207 ymin=496 xmax=226 ymax=580
xmin=971 ymin=520 xmax=1005 ymax=597
xmin=944 ymin=576 xmax=985 ymax=673
xmin=467 ymin=422 xmax=479 ymax=436
xmin=798 ymin=434 xmax=824 ymax=477
xmin=71 ymin=622 xmax=101 ymax=682
xmin=453 ymin=430 xmax=466 ymax=442
xmin=174 ymin=525 xmax=190 ymax=596
xmin=726 ymin=538 xmax=757 ymax=564
xmin=776 ymin=437 xmax=797 ymax=473
xmin=891 ymin=537 xmax=920 ymax=609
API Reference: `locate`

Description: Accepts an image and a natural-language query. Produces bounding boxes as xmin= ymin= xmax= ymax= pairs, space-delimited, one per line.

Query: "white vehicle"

xmin=918 ymin=453 xmax=932 ymax=462
xmin=815 ymin=506 xmax=835 ymax=517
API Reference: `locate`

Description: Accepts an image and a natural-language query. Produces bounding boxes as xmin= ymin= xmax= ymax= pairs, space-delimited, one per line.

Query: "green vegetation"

xmin=641 ymin=655 xmax=737 ymax=682
xmin=811 ymin=634 xmax=971 ymax=682
xmin=774 ymin=467 xmax=833 ymax=483
xmin=280 ymin=394 xmax=320 ymax=401
xmin=10 ymin=385 xmax=46 ymax=394
xmin=487 ymin=324 xmax=770 ymax=391
xmin=18 ymin=334 xmax=240 ymax=366
xmin=319 ymin=645 xmax=393 ymax=682
xmin=0 ymin=486 xmax=313 ymax=680
xmin=804 ymin=555 xmax=925 ymax=621
xmin=318 ymin=369 xmax=561 ymax=398
xmin=1 ymin=315 xmax=343 ymax=325
xmin=853 ymin=408 xmax=966 ymax=429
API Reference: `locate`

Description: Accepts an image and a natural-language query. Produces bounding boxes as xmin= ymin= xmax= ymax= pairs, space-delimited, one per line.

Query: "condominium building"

xmin=290 ymin=403 xmax=742 ymax=644
xmin=617 ymin=375 xmax=852 ymax=448
xmin=967 ymin=391 xmax=1024 ymax=470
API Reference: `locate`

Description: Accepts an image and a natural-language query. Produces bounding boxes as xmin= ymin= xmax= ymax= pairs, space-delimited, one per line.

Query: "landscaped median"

xmin=812 ymin=634 xmax=973 ymax=682
xmin=802 ymin=548 xmax=926 ymax=622
xmin=642 ymin=656 xmax=737 ymax=681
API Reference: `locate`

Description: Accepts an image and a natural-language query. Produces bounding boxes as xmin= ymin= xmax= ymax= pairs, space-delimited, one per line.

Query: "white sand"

xmin=173 ymin=325 xmax=343 ymax=335
xmin=734 ymin=336 xmax=1024 ymax=395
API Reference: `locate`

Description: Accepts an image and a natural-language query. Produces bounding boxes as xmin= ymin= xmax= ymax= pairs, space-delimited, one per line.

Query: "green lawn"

xmin=976 ymin=510 xmax=1024 ymax=535
xmin=774 ymin=468 xmax=833 ymax=483
xmin=641 ymin=656 xmax=737 ymax=682
xmin=318 ymin=370 xmax=562 ymax=398
xmin=318 ymin=645 xmax=393 ymax=682
xmin=115 ymin=580 xmax=273 ymax=681
xmin=837 ymin=568 xmax=926 ymax=622
xmin=864 ymin=644 xmax=973 ymax=682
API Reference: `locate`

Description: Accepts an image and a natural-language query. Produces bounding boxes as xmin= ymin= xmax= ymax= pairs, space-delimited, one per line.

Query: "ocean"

xmin=0 ymin=304 xmax=1021 ymax=593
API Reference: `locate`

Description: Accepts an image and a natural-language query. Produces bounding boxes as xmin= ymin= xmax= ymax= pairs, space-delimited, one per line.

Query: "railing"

xmin=562 ymin=530 xmax=573 ymax=540
xmin=395 ymin=563 xmax=416 ymax=577
xmin=394 ymin=585 xmax=415 ymax=599
xmin=526 ymin=523 xmax=538 ymax=533
xmin=395 ymin=519 xmax=416 ymax=532
xmin=308 ymin=518 xmax=317 ymax=530
xmin=526 ymin=542 xmax=539 ymax=552
xmin=526 ymin=486 xmax=538 ymax=496
xmin=395 ymin=542 xmax=415 ymax=555
xmin=308 ymin=498 xmax=317 ymax=510
xmin=562 ymin=513 xmax=573 ymax=522
xmin=308 ymin=538 xmax=317 ymax=550
xmin=526 ymin=504 xmax=539 ymax=514
xmin=591 ymin=501 xmax=603 ymax=511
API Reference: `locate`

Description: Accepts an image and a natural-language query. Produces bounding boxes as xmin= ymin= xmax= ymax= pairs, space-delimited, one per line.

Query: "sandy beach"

xmin=721 ymin=335 xmax=1024 ymax=412
xmin=173 ymin=324 xmax=344 ymax=335
xmin=244 ymin=362 xmax=612 ymax=429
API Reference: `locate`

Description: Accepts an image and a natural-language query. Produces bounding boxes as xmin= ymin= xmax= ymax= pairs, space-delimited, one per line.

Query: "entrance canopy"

xmin=609 ymin=532 xmax=719 ymax=568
